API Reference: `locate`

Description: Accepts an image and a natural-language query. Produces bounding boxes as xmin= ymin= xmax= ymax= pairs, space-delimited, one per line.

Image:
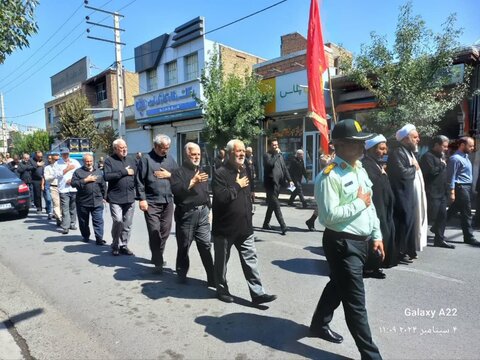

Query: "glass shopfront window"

xmin=177 ymin=131 xmax=214 ymax=177
xmin=268 ymin=117 xmax=303 ymax=165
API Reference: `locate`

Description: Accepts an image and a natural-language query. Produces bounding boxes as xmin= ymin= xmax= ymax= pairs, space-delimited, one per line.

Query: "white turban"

xmin=396 ymin=124 xmax=416 ymax=141
xmin=365 ymin=134 xmax=387 ymax=150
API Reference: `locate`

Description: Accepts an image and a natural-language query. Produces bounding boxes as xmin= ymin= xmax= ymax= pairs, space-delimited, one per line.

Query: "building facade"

xmin=44 ymin=57 xmax=139 ymax=154
xmin=254 ymin=33 xmax=349 ymax=180
xmin=132 ymin=17 xmax=264 ymax=170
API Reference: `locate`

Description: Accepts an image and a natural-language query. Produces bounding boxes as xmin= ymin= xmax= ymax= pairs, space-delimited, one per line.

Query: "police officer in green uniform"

xmin=309 ymin=119 xmax=384 ymax=360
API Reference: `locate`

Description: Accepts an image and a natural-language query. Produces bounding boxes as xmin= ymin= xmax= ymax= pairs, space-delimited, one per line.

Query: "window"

xmin=146 ymin=68 xmax=157 ymax=91
xmin=96 ymin=82 xmax=107 ymax=102
xmin=47 ymin=107 xmax=54 ymax=125
xmin=185 ymin=53 xmax=198 ymax=81
xmin=165 ymin=61 xmax=177 ymax=86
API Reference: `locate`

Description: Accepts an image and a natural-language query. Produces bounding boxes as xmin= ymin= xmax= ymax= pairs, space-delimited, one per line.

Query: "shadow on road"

xmin=304 ymin=246 xmax=325 ymax=256
xmin=254 ymin=225 xmax=312 ymax=234
xmin=2 ymin=308 xmax=44 ymax=329
xmin=141 ymin=280 xmax=215 ymax=301
xmin=272 ymin=258 xmax=329 ymax=276
xmin=141 ymin=281 xmax=271 ymax=309
xmin=195 ymin=312 xmax=351 ymax=360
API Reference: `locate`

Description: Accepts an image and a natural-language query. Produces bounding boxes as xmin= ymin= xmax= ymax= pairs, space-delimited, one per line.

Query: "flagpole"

xmin=327 ymin=67 xmax=337 ymax=124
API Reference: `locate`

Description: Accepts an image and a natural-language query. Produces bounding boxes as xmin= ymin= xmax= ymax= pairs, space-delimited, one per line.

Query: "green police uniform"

xmin=316 ymin=157 xmax=382 ymax=240
xmin=310 ymin=153 xmax=383 ymax=360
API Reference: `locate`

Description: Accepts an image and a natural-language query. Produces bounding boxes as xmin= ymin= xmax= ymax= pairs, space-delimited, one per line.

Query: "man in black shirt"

xmin=170 ymin=142 xmax=214 ymax=285
xmin=262 ymin=138 xmax=293 ymax=235
xmin=420 ymin=135 xmax=454 ymax=249
xmin=288 ymin=149 xmax=308 ymax=208
xmin=71 ymin=154 xmax=106 ymax=245
xmin=136 ymin=134 xmax=178 ymax=273
xmin=212 ymin=138 xmax=277 ymax=305
xmin=30 ymin=151 xmax=45 ymax=214
xmin=104 ymin=139 xmax=137 ymax=256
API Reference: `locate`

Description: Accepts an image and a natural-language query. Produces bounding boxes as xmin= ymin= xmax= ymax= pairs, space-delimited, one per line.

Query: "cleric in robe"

xmin=362 ymin=134 xmax=397 ymax=270
xmin=387 ymin=124 xmax=426 ymax=262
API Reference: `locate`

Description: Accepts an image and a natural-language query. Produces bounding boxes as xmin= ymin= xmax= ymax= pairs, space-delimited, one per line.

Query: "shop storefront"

xmin=261 ymin=69 xmax=330 ymax=181
xmin=134 ymin=79 xmax=210 ymax=162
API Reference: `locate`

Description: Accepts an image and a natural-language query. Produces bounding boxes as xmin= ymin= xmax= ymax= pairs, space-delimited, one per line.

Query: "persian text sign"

xmin=134 ymin=81 xmax=200 ymax=119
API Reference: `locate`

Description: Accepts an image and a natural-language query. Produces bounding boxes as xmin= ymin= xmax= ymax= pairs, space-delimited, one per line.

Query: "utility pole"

xmin=0 ymin=93 xmax=7 ymax=155
xmin=84 ymin=1 xmax=126 ymax=138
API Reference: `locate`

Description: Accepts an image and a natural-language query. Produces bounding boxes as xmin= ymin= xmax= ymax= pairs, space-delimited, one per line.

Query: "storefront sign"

xmin=134 ymin=81 xmax=200 ymax=119
xmin=263 ymin=69 xmax=329 ymax=114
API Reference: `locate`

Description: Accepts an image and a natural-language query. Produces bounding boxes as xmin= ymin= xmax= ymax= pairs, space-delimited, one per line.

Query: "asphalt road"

xmin=0 ymin=197 xmax=479 ymax=360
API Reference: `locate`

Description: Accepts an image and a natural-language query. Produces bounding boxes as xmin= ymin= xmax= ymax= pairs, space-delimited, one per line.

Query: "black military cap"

xmin=331 ymin=119 xmax=374 ymax=141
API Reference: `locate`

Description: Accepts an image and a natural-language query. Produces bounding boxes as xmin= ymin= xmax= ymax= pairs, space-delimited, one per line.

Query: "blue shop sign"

xmin=135 ymin=84 xmax=199 ymax=118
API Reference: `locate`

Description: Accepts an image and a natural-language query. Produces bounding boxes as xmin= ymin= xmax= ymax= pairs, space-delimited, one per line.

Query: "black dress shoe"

xmin=281 ymin=227 xmax=287 ymax=236
xmin=252 ymin=294 xmax=277 ymax=305
xmin=434 ymin=241 xmax=455 ymax=249
xmin=465 ymin=239 xmax=480 ymax=247
xmin=152 ymin=266 xmax=163 ymax=274
xmin=112 ymin=248 xmax=120 ymax=256
xmin=262 ymin=224 xmax=272 ymax=230
xmin=217 ymin=293 xmax=234 ymax=303
xmin=309 ymin=326 xmax=344 ymax=344
xmin=399 ymin=255 xmax=413 ymax=264
xmin=305 ymin=219 xmax=316 ymax=231
xmin=363 ymin=269 xmax=386 ymax=279
xmin=119 ymin=246 xmax=134 ymax=255
xmin=96 ymin=239 xmax=107 ymax=246
xmin=62 ymin=228 xmax=69 ymax=235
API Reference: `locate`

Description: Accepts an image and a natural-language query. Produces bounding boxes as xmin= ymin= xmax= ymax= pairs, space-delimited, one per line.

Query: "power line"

xmin=0 ymin=1 xmax=84 ymax=86
xmin=117 ymin=0 xmax=138 ymax=12
xmin=2 ymin=107 xmax=45 ymax=119
xmin=3 ymin=61 xmax=116 ymax=120
xmin=122 ymin=0 xmax=289 ymax=63
xmin=0 ymin=0 xmax=115 ymax=90
xmin=3 ymin=31 xmax=87 ymax=94
xmin=204 ymin=0 xmax=287 ymax=36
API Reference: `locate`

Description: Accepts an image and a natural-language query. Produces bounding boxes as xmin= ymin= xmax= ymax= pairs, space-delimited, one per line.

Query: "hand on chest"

xmin=340 ymin=171 xmax=372 ymax=200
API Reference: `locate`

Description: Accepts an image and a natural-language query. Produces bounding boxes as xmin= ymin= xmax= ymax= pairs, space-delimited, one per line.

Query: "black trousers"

xmin=454 ymin=184 xmax=475 ymax=242
xmin=426 ymin=195 xmax=447 ymax=243
xmin=394 ymin=203 xmax=416 ymax=258
xmin=31 ymin=180 xmax=43 ymax=211
xmin=144 ymin=202 xmax=174 ymax=266
xmin=310 ymin=229 xmax=382 ymax=360
xmin=288 ymin=180 xmax=306 ymax=206
xmin=175 ymin=205 xmax=214 ymax=283
xmin=263 ymin=185 xmax=286 ymax=229
xmin=77 ymin=204 xmax=104 ymax=241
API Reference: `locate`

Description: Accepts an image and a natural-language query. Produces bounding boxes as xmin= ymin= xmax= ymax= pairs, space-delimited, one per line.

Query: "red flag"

xmin=307 ymin=0 xmax=329 ymax=154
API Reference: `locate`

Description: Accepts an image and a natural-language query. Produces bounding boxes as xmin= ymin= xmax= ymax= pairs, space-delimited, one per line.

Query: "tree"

xmin=341 ymin=2 xmax=470 ymax=137
xmin=10 ymin=129 xmax=53 ymax=156
xmin=0 ymin=0 xmax=39 ymax=64
xmin=95 ymin=125 xmax=118 ymax=155
xmin=57 ymin=93 xmax=98 ymax=147
xmin=195 ymin=47 xmax=273 ymax=149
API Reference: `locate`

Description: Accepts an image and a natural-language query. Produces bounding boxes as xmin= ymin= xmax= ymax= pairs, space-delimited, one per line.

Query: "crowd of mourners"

xmin=1 ymin=121 xmax=478 ymax=360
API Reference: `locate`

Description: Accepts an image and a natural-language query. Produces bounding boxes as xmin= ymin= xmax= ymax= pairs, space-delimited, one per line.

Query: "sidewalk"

xmin=0 ymin=310 xmax=24 ymax=360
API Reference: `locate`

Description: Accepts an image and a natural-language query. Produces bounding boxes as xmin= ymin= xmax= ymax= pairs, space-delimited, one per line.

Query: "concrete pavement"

xmin=0 ymin=191 xmax=479 ymax=359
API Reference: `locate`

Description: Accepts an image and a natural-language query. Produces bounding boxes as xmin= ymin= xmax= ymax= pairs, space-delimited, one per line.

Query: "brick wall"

xmin=219 ymin=45 xmax=265 ymax=78
xmin=124 ymin=71 xmax=139 ymax=107
xmin=281 ymin=32 xmax=307 ymax=56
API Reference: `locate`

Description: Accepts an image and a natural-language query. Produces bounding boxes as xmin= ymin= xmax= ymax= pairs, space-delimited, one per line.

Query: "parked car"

xmin=0 ymin=165 xmax=30 ymax=218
